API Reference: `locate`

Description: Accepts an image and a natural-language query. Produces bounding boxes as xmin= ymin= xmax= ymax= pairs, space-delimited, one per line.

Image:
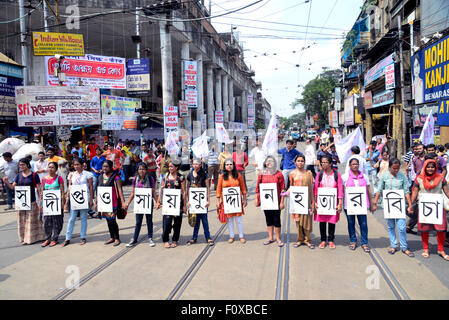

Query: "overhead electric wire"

xmin=0 ymin=0 xmax=43 ymax=24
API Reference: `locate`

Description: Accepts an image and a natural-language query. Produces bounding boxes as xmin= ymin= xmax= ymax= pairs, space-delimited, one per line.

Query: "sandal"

xmin=228 ymin=238 xmax=234 ymax=244
xmin=264 ymin=239 xmax=275 ymax=245
xmin=186 ymin=239 xmax=197 ymax=246
xmin=277 ymin=241 xmax=284 ymax=247
xmin=388 ymin=247 xmax=397 ymax=255
xmin=319 ymin=241 xmax=326 ymax=249
xmin=171 ymin=242 xmax=178 ymax=248
xmin=305 ymin=243 xmax=315 ymax=250
xmin=207 ymin=239 xmax=215 ymax=246
xmin=437 ymin=251 xmax=449 ymax=261
xmin=240 ymin=238 xmax=246 ymax=244
xmin=402 ymin=249 xmax=415 ymax=258
xmin=80 ymin=238 xmax=86 ymax=245
xmin=164 ymin=242 xmax=171 ymax=249
xmin=41 ymin=240 xmax=50 ymax=248
xmin=422 ymin=250 xmax=429 ymax=258
xmin=362 ymin=245 xmax=371 ymax=253
xmin=349 ymin=243 xmax=357 ymax=251
xmin=104 ymin=238 xmax=114 ymax=245
xmin=61 ymin=240 xmax=70 ymax=247
xmin=328 ymin=242 xmax=336 ymax=249
xmin=293 ymin=242 xmax=303 ymax=248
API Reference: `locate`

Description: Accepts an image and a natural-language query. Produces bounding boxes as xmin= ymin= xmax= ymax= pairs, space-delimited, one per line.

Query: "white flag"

xmin=165 ymin=130 xmax=180 ymax=155
xmin=419 ymin=112 xmax=434 ymax=145
xmin=191 ymin=130 xmax=209 ymax=158
xmin=263 ymin=113 xmax=278 ymax=155
xmin=215 ymin=123 xmax=233 ymax=144
xmin=335 ymin=126 xmax=366 ymax=163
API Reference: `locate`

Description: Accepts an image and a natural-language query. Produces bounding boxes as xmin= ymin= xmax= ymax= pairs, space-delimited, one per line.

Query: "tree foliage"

xmin=291 ymin=69 xmax=341 ymax=127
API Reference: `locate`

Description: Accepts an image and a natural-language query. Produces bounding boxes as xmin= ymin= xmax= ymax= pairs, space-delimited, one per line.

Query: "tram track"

xmin=275 ymin=203 xmax=290 ymax=300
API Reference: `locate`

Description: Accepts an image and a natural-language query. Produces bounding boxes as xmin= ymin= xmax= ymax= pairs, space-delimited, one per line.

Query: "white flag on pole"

xmin=335 ymin=127 xmax=366 ymax=163
xmin=191 ymin=130 xmax=209 ymax=158
xmin=263 ymin=113 xmax=278 ymax=155
xmin=419 ymin=112 xmax=435 ymax=145
xmin=165 ymin=130 xmax=180 ymax=155
xmin=215 ymin=123 xmax=233 ymax=144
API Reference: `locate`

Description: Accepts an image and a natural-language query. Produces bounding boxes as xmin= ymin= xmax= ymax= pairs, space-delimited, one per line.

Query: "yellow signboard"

xmin=32 ymin=32 xmax=84 ymax=56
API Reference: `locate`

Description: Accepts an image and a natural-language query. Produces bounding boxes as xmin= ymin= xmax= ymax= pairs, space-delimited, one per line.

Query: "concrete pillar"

xmin=180 ymin=42 xmax=191 ymax=135
xmin=206 ymin=65 xmax=214 ymax=130
xmin=241 ymin=90 xmax=247 ymax=128
xmin=215 ymin=70 xmax=222 ymax=111
xmin=222 ymin=74 xmax=229 ymax=125
xmin=196 ymin=53 xmax=204 ymax=116
xmin=229 ymin=79 xmax=235 ymax=122
xmin=160 ymin=21 xmax=173 ymax=108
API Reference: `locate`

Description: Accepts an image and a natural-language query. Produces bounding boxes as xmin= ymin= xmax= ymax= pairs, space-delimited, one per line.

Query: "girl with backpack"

xmin=314 ymin=154 xmax=343 ymax=249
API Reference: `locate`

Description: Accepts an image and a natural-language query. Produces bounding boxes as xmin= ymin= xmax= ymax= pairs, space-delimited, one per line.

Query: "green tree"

xmin=291 ymin=69 xmax=341 ymax=127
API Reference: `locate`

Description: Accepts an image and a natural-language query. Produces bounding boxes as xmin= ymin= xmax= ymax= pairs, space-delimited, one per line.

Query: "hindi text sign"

xmin=134 ymin=188 xmax=153 ymax=214
xmin=189 ymin=187 xmax=208 ymax=214
xmin=382 ymin=190 xmax=406 ymax=219
xmin=317 ymin=187 xmax=337 ymax=215
xmin=346 ymin=186 xmax=367 ymax=215
xmin=419 ymin=193 xmax=444 ymax=225
xmin=223 ymin=187 xmax=242 ymax=214
xmin=289 ymin=186 xmax=309 ymax=215
xmin=162 ymin=189 xmax=182 ymax=216
xmin=42 ymin=189 xmax=62 ymax=216
xmin=260 ymin=183 xmax=279 ymax=211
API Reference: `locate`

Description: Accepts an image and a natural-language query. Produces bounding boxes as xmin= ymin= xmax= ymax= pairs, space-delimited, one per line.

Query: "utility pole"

xmin=398 ymin=15 xmax=407 ymax=156
xmin=19 ymin=0 xmax=29 ymax=86
xmin=136 ymin=7 xmax=141 ymax=59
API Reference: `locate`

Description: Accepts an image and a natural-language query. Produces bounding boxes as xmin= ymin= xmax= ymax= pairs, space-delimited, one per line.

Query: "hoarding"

xmin=33 ymin=32 xmax=84 ymax=56
xmin=101 ymin=95 xmax=140 ymax=130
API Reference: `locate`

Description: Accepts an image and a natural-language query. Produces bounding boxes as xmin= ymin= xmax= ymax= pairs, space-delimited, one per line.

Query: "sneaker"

xmin=149 ymin=238 xmax=156 ymax=247
xmin=126 ymin=240 xmax=138 ymax=247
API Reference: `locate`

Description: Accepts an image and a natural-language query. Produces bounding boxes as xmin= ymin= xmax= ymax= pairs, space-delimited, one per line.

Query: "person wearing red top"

xmin=232 ymin=146 xmax=248 ymax=189
xmin=87 ymin=137 xmax=99 ymax=162
xmin=255 ymin=155 xmax=286 ymax=247
xmin=144 ymin=149 xmax=158 ymax=184
xmin=102 ymin=142 xmax=124 ymax=173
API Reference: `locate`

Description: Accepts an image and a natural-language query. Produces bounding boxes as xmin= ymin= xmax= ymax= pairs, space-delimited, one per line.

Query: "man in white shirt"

xmin=34 ymin=151 xmax=48 ymax=181
xmin=320 ymin=129 xmax=330 ymax=145
xmin=345 ymin=146 xmax=368 ymax=176
xmin=249 ymin=139 xmax=267 ymax=177
xmin=304 ymin=138 xmax=317 ymax=178
xmin=1 ymin=152 xmax=18 ymax=210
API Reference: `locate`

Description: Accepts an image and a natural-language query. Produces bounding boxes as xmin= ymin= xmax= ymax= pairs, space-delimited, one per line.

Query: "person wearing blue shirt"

xmin=365 ymin=140 xmax=380 ymax=194
xmin=278 ymin=139 xmax=303 ymax=188
xmin=90 ymin=147 xmax=106 ymax=188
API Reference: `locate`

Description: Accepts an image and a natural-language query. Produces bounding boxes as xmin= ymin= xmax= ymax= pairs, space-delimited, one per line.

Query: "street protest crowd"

xmin=2 ymin=129 xmax=449 ymax=263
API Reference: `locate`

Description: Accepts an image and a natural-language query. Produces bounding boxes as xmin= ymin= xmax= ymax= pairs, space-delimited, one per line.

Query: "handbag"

xmin=188 ymin=213 xmax=197 ymax=227
xmin=114 ymin=180 xmax=127 ymax=219
xmin=217 ymin=202 xmax=226 ymax=224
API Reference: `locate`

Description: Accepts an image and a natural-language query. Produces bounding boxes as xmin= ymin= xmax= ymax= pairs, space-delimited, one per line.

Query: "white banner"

xmin=335 ymin=127 xmax=367 ymax=163
xmin=419 ymin=193 xmax=444 ymax=225
xmin=345 ymin=186 xmax=367 ymax=215
xmin=191 ymin=130 xmax=209 ymax=159
xmin=419 ymin=112 xmax=435 ymax=145
xmin=223 ymin=187 xmax=242 ymax=214
xmin=189 ymin=187 xmax=208 ymax=214
xmin=382 ymin=190 xmax=406 ymax=219
xmin=15 ymin=186 xmax=31 ymax=210
xmin=162 ymin=189 xmax=182 ymax=216
xmin=262 ymin=113 xmax=278 ymax=156
xmin=289 ymin=186 xmax=309 ymax=215
xmin=70 ymin=184 xmax=89 ymax=210
xmin=15 ymin=86 xmax=101 ymax=127
xmin=134 ymin=188 xmax=153 ymax=214
xmin=216 ymin=122 xmax=233 ymax=144
xmin=97 ymin=186 xmax=113 ymax=213
xmin=316 ymin=187 xmax=337 ymax=215
xmin=259 ymin=183 xmax=279 ymax=210
xmin=42 ymin=189 xmax=62 ymax=216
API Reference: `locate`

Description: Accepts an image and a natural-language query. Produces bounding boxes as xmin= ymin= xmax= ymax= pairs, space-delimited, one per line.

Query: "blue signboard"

xmin=437 ymin=98 xmax=449 ymax=125
xmin=126 ymin=58 xmax=151 ymax=96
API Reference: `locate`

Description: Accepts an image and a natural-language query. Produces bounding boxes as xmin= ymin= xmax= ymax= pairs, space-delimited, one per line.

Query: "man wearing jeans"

xmin=1 ymin=152 xmax=18 ymax=210
xmin=277 ymin=140 xmax=302 ymax=188
xmin=365 ymin=141 xmax=380 ymax=194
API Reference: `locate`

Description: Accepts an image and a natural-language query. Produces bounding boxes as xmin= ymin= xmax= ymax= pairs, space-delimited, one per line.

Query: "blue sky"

xmin=210 ymin=0 xmax=365 ymax=117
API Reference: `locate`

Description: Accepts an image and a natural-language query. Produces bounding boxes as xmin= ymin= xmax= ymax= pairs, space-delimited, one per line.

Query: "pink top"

xmin=313 ymin=170 xmax=343 ymax=224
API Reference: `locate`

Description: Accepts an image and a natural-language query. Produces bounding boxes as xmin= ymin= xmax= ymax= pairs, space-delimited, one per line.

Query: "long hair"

xmin=223 ymin=159 xmax=238 ymax=180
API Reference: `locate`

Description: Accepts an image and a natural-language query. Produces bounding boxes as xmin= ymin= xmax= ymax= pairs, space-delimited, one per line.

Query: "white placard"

xmin=134 ymin=188 xmax=153 ymax=214
xmin=15 ymin=186 xmax=31 ymax=210
xmin=317 ymin=187 xmax=337 ymax=215
xmin=260 ymin=183 xmax=279 ymax=210
xmin=97 ymin=186 xmax=113 ymax=213
xmin=223 ymin=187 xmax=242 ymax=214
xmin=418 ymin=193 xmax=444 ymax=225
xmin=162 ymin=188 xmax=182 ymax=216
xmin=345 ymin=186 xmax=367 ymax=215
xmin=382 ymin=190 xmax=406 ymax=219
xmin=189 ymin=187 xmax=208 ymax=214
xmin=289 ymin=186 xmax=309 ymax=215
xmin=42 ymin=189 xmax=61 ymax=216
xmin=70 ymin=184 xmax=89 ymax=210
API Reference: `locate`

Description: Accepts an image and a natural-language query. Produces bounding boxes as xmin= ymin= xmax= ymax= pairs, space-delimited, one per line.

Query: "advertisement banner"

xmin=45 ymin=54 xmax=126 ymax=89
xmin=15 ymin=86 xmax=101 ymax=127
xmin=412 ymin=103 xmax=438 ymax=127
xmin=215 ymin=111 xmax=224 ymax=123
xmin=126 ymin=58 xmax=151 ymax=96
xmin=0 ymin=75 xmax=23 ymax=117
xmin=329 ymin=110 xmax=339 ymax=128
xmin=164 ymin=106 xmax=179 ymax=137
xmin=101 ymin=95 xmax=139 ymax=130
xmin=33 ymin=32 xmax=84 ymax=56
xmin=364 ymin=53 xmax=394 ymax=87
xmin=372 ymin=90 xmax=395 ymax=108
xmin=184 ymin=60 xmax=198 ymax=108
xmin=344 ymin=96 xmax=354 ymax=126
xmin=385 ymin=63 xmax=395 ymax=90
xmin=179 ymin=100 xmax=188 ymax=117
xmin=185 ymin=89 xmax=198 ymax=109
xmin=334 ymin=87 xmax=341 ymax=111
xmin=437 ymin=99 xmax=449 ymax=125
xmin=412 ymin=34 xmax=449 ymax=104
xmin=363 ymin=91 xmax=373 ymax=109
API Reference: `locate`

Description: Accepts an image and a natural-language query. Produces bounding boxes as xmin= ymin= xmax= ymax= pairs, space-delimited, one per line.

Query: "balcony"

xmin=341 ymin=16 xmax=370 ymax=67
